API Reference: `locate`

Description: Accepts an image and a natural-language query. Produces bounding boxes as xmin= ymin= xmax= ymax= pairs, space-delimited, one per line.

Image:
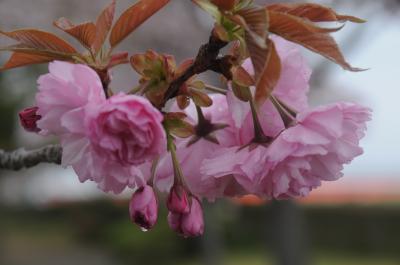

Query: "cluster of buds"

xmin=130 ymin=184 xmax=204 ymax=237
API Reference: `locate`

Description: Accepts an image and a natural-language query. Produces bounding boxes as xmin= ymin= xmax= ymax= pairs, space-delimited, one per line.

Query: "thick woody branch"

xmin=163 ymin=33 xmax=233 ymax=104
xmin=0 ymin=144 xmax=62 ymax=170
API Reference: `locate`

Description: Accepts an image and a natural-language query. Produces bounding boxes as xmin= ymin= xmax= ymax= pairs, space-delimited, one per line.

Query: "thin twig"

xmin=0 ymin=144 xmax=62 ymax=170
xmin=204 ymin=84 xmax=227 ymax=95
xmin=163 ymin=33 xmax=232 ymax=105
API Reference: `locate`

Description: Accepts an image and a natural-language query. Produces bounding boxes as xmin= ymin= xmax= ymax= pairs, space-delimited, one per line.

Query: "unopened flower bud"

xmin=167 ymin=211 xmax=182 ymax=233
xmin=167 ymin=197 xmax=204 ymax=237
xmin=19 ymin=107 xmax=41 ymax=133
xmin=167 ymin=185 xmax=190 ymax=214
xmin=129 ymin=185 xmax=158 ymax=231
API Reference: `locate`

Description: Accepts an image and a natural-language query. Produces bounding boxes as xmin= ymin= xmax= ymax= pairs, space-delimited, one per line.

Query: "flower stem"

xmin=167 ymin=134 xmax=185 ymax=187
xmin=149 ymin=156 xmax=160 ymax=184
xmin=195 ymin=105 xmax=206 ymax=125
xmin=249 ymin=99 xmax=269 ymax=143
xmin=270 ymin=96 xmax=297 ymax=128
xmin=204 ymin=84 xmax=227 ymax=95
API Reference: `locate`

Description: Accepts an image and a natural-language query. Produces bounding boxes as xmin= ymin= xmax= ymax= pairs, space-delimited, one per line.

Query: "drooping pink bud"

xmin=167 ymin=197 xmax=204 ymax=237
xmin=181 ymin=198 xmax=204 ymax=237
xmin=167 ymin=211 xmax=182 ymax=233
xmin=19 ymin=107 xmax=41 ymax=132
xmin=129 ymin=185 xmax=158 ymax=231
xmin=167 ymin=185 xmax=190 ymax=214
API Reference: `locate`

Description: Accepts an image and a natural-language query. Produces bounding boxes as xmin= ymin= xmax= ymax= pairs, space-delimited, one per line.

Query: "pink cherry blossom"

xmin=199 ymin=35 xmax=315 ymax=197
xmin=227 ymin=35 xmax=312 ymax=132
xmin=202 ymin=102 xmax=371 ymax=199
xmin=129 ymin=185 xmax=158 ymax=230
xmin=35 ymin=61 xmax=156 ymax=194
xmin=36 ymin=61 xmax=105 ymax=136
xmin=153 ymin=95 xmax=246 ymax=201
xmin=260 ymin=102 xmax=372 ymax=198
xmin=88 ymin=93 xmax=166 ymax=166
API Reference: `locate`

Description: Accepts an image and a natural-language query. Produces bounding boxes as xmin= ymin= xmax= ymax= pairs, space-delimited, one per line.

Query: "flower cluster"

xmin=8 ymin=0 xmax=371 ymax=238
xmin=17 ymin=36 xmax=371 ymax=237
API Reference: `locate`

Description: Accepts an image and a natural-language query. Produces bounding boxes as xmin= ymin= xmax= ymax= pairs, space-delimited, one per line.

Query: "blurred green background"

xmin=1 ymin=0 xmax=400 ymax=265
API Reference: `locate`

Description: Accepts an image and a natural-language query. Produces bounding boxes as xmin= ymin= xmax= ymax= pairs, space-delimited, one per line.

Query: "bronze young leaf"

xmin=109 ymin=0 xmax=170 ymax=48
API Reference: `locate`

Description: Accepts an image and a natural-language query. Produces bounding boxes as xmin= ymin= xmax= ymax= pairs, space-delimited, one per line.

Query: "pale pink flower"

xmin=19 ymin=106 xmax=41 ymax=132
xmin=228 ymin=35 xmax=312 ymax=132
xmin=168 ymin=197 xmax=204 ymax=237
xmin=153 ymin=95 xmax=245 ymax=200
xmin=261 ymin=102 xmax=372 ymax=198
xmin=36 ymin=61 xmax=105 ymax=135
xmin=129 ymin=185 xmax=158 ymax=230
xmin=66 ymin=142 xmax=148 ymax=194
xmin=36 ymin=61 xmax=152 ymax=194
xmin=202 ymin=102 xmax=371 ymax=199
xmin=201 ymin=145 xmax=271 ymax=195
xmin=88 ymin=93 xmax=166 ymax=166
xmin=200 ymin=35 xmax=314 ymax=197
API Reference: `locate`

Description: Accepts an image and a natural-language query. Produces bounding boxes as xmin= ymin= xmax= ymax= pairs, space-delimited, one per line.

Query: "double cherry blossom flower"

xmin=19 ymin=36 xmax=371 ymax=237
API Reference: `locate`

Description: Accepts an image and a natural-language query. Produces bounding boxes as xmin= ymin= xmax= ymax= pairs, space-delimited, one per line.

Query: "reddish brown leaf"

xmin=54 ymin=18 xmax=96 ymax=49
xmin=0 ymin=44 xmax=77 ymax=60
xmin=189 ymin=88 xmax=213 ymax=107
xmin=268 ymin=11 xmax=362 ymax=71
xmin=107 ymin=51 xmax=129 ymax=68
xmin=211 ymin=0 xmax=236 ymax=11
xmin=0 ymin=29 xmax=77 ymax=53
xmin=253 ymin=39 xmax=281 ymax=107
xmin=232 ymin=66 xmax=255 ymax=87
xmin=110 ymin=0 xmax=170 ymax=48
xmin=93 ymin=0 xmax=116 ymax=54
xmin=176 ymin=95 xmax=191 ymax=110
xmin=267 ymin=3 xmax=365 ymax=23
xmin=1 ymin=52 xmax=54 ymax=71
xmin=230 ymin=6 xmax=269 ymax=48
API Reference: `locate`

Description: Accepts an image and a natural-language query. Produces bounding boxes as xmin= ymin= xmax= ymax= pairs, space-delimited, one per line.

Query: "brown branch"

xmin=0 ymin=144 xmax=62 ymax=170
xmin=163 ymin=33 xmax=233 ymax=105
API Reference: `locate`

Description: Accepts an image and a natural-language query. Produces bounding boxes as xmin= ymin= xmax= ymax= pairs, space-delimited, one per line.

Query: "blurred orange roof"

xmin=234 ymin=175 xmax=400 ymax=206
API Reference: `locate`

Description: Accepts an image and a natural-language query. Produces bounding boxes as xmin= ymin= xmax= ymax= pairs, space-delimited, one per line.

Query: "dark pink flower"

xmin=167 ymin=185 xmax=190 ymax=214
xmin=129 ymin=185 xmax=158 ymax=230
xmin=19 ymin=107 xmax=41 ymax=132
xmin=89 ymin=93 xmax=166 ymax=166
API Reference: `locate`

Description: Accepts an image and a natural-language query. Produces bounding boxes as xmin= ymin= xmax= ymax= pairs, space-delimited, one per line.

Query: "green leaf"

xmin=231 ymin=81 xmax=252 ymax=102
xmin=192 ymin=0 xmax=221 ymax=21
